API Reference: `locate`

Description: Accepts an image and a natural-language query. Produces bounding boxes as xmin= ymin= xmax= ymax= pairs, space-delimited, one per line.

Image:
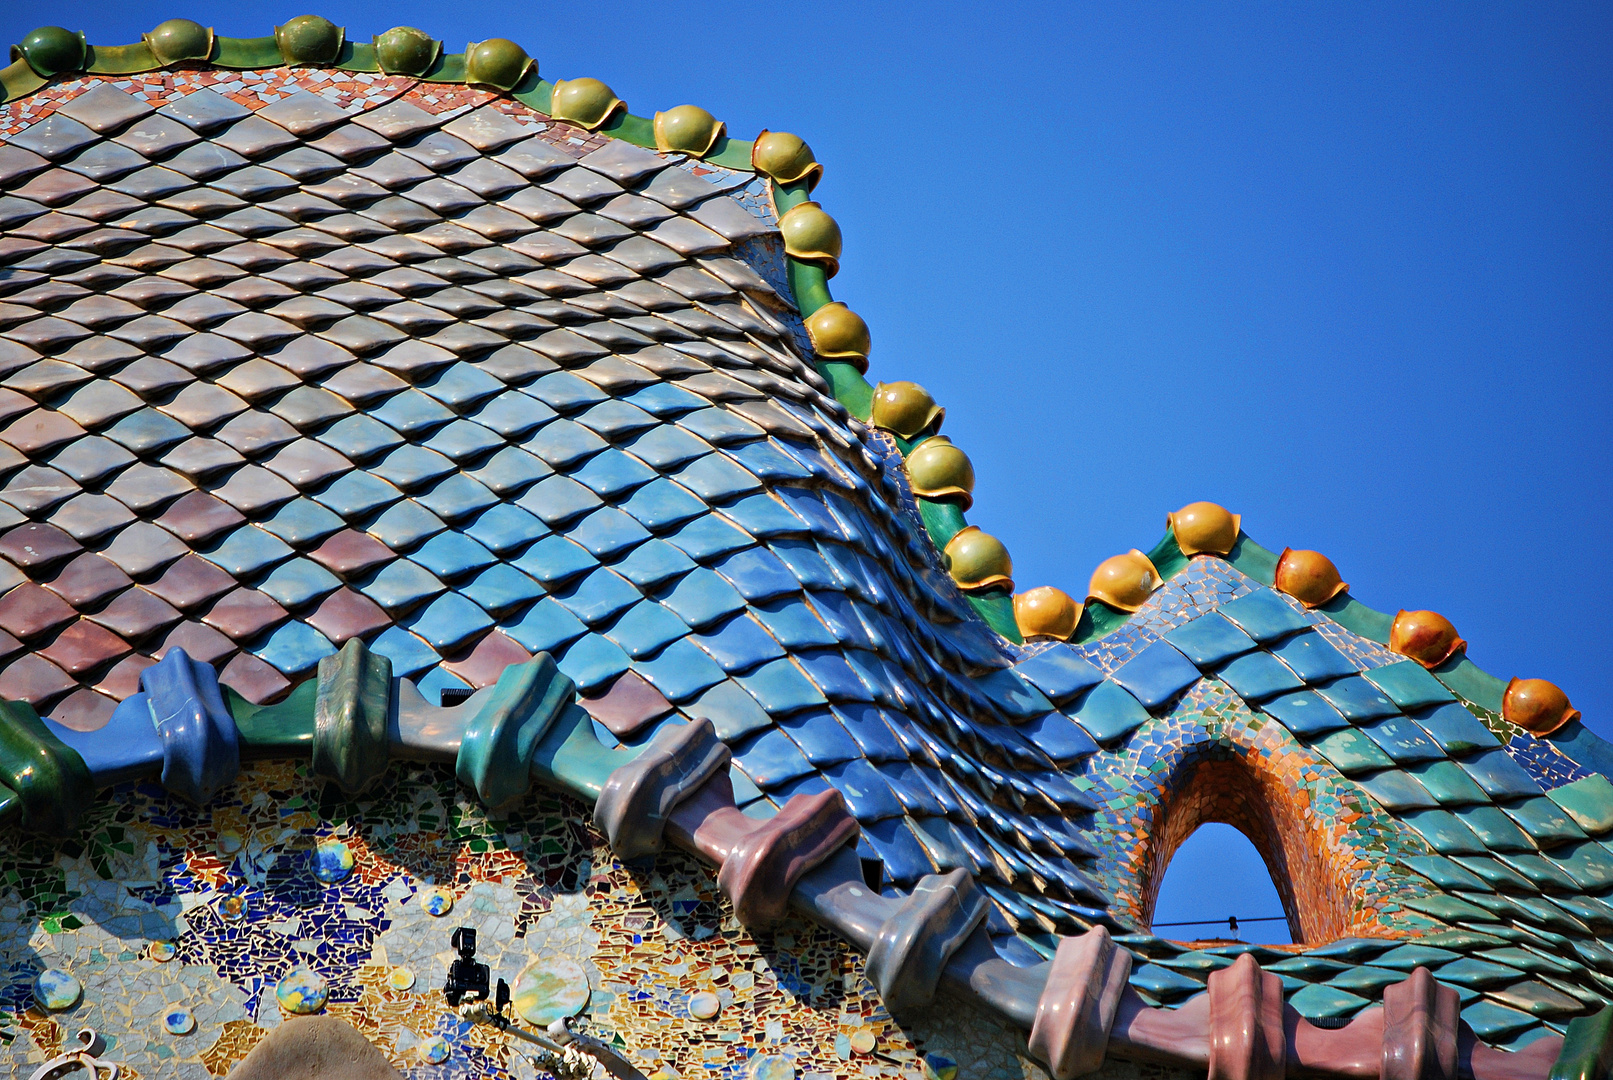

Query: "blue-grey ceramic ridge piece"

xmin=46 ymin=694 xmax=163 ymax=788
xmin=455 ymin=653 xmax=576 ymax=808
xmin=594 ymin=717 xmax=729 ymax=859
xmin=864 ymin=867 xmax=990 ymax=1015
xmin=143 ymin=647 xmax=239 ymax=804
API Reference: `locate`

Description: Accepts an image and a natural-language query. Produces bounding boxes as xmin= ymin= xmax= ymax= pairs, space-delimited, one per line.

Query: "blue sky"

xmin=2 ymin=3 xmax=1608 ymax=943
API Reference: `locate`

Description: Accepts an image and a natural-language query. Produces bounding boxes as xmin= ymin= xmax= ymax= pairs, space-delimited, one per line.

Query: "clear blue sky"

xmin=3 ymin=3 xmax=1608 ymax=943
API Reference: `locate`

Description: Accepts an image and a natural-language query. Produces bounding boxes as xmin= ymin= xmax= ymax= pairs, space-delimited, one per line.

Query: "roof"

xmin=0 ymin=17 xmax=1609 ymax=1080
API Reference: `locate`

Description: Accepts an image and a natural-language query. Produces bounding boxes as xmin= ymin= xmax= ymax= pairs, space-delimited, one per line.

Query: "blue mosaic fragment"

xmin=314 ymin=469 xmax=403 ymax=519
xmin=669 ymin=513 xmax=754 ymax=562
xmin=469 ymin=446 xmax=552 ymax=494
xmin=825 ymin=759 xmax=905 ymax=822
xmin=569 ymin=507 xmax=651 ymax=559
xmin=1314 ymin=674 xmax=1401 ymax=721
xmin=259 ymin=497 xmax=344 ymax=548
xmin=556 ymin=633 xmax=631 ymax=691
xmin=461 ymin=563 xmax=543 ymax=616
xmin=618 ymin=477 xmax=708 ymax=531
xmin=1216 ymin=649 xmax=1305 ymax=703
xmin=1269 ymin=630 xmax=1358 ymax=683
xmin=526 ymin=417 xmax=608 ymax=469
xmin=1066 ymin=681 xmax=1150 ymax=744
xmin=412 ymin=531 xmax=497 ymax=581
xmin=835 ymin=703 xmax=908 ymax=763
xmin=372 ymin=444 xmax=456 ymax=490
xmin=254 ymin=620 xmax=336 ymax=676
xmin=201 ymin=525 xmax=293 ymax=577
xmin=472 ymin=391 xmax=556 ymax=439
xmin=1111 ymin=640 xmax=1202 ymax=710
xmin=692 ymin=613 xmax=786 ymax=672
xmin=416 ymin=473 xmax=499 ymax=522
xmin=688 ymin=679 xmax=774 ymax=739
xmin=572 ymin=448 xmax=657 ymax=498
xmin=1363 ymin=660 xmax=1459 ymax=710
xmin=657 ymin=567 xmax=747 ymax=628
xmin=605 ymin=600 xmax=690 ymax=660
xmin=794 ymin=650 xmax=873 ymax=704
xmin=624 ymin=381 xmax=707 ymax=418
xmin=1019 ymin=710 xmax=1100 ymax=764
xmin=718 ymin=492 xmax=810 ymax=538
xmin=576 ymin=399 xmax=659 ymax=439
xmin=733 ymin=726 xmax=816 ymax=788
xmin=318 ymin=414 xmax=403 ymax=462
xmin=503 ymin=597 xmax=588 ymax=655
xmin=464 ymin=503 xmax=548 ymax=554
xmin=517 ymin=475 xmax=602 ymax=525
xmin=424 ymin=419 xmax=504 ymax=463
xmin=367 ymin=499 xmax=447 ymax=550
xmin=633 ymin=637 xmax=726 ymax=701
xmin=372 ymin=389 xmax=455 ymax=436
xmin=1358 ymin=716 xmax=1447 ymax=764
xmin=1460 ymin=748 xmax=1545 ymax=799
xmin=624 ymin=424 xmax=712 ymax=469
xmin=1012 ymin=646 xmax=1104 ymax=705
xmin=614 ymin=538 xmax=696 ymax=589
xmin=257 ymin=558 xmax=341 ymax=609
xmin=1260 ymin=690 xmax=1349 ymax=735
xmin=552 ymin=568 xmax=642 ymax=625
xmin=675 ymin=453 xmax=763 ymax=502
xmin=712 ymin=546 xmax=798 ymax=602
xmin=513 ymin=535 xmax=598 ymax=585
xmin=358 ymin=558 xmax=446 ymax=613
xmin=1410 ymin=702 xmax=1502 ymax=755
xmin=1217 ymin=587 xmax=1310 ymax=643
xmin=406 ymin=592 xmax=494 ymax=651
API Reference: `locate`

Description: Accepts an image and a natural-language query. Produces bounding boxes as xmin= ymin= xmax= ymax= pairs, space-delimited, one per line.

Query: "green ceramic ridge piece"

xmin=0 ymin=698 xmax=94 ymax=836
xmin=1550 ymin=1004 xmax=1613 ymax=1080
xmin=455 ymin=654 xmax=575 ymax=809
xmin=707 ymin=135 xmax=754 ymax=171
xmin=917 ymin=499 xmax=966 ymax=552
xmin=1073 ymin=600 xmax=1132 ymax=644
xmin=1435 ymin=655 xmax=1508 ymax=714
xmin=1146 ymin=530 xmax=1190 ymax=584
xmin=336 ymin=42 xmax=379 ymax=72
xmin=967 ymin=589 xmax=1022 ymax=644
xmin=312 ymin=638 xmax=392 ymax=795
xmin=213 ymin=36 xmax=283 ymax=69
xmin=1549 ymin=775 xmax=1613 ymax=836
xmin=815 ymin=361 xmax=873 ymax=420
xmin=787 ymin=258 xmax=833 ymax=319
xmin=1225 ymin=533 xmax=1280 ymax=585
xmin=528 ymin=701 xmax=638 ymax=801
xmin=1315 ymin=592 xmax=1393 ymax=644
xmin=0 ymin=58 xmax=47 ymax=102
xmin=230 ymin=680 xmax=318 ymax=759
xmin=600 ymin=111 xmax=656 ymax=149
xmin=420 ymin=52 xmax=468 ymax=83
xmin=513 ymin=78 xmax=554 ymax=115
xmin=85 ymin=42 xmax=160 ymax=73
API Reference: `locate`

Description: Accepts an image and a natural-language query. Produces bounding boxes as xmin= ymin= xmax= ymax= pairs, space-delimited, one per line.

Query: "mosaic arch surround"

xmin=0 ymin=19 xmax=1608 ymax=1080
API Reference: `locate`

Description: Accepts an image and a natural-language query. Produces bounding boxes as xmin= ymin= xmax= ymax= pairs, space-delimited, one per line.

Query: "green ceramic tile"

xmin=1311 ymin=728 xmax=1395 ymax=775
xmin=1363 ymin=660 xmax=1458 ymax=709
xmin=1511 ymin=896 xmax=1590 ymax=936
xmin=1488 ymin=980 xmax=1585 ymax=1018
xmin=1547 ymin=774 xmax=1613 ymax=836
xmin=1460 ymin=999 xmax=1539 ymax=1038
xmin=1432 ymin=957 xmax=1527 ymax=988
xmin=1505 ymin=797 xmax=1589 ymax=847
xmin=1357 ymin=769 xmax=1439 ymax=810
xmin=1267 ymin=955 xmax=1352 ymax=979
xmin=1374 ymin=943 xmax=1462 ymax=970
xmin=1325 ymin=964 xmax=1405 ymax=995
xmin=1408 ymin=759 xmax=1490 ymax=806
xmin=1454 ymin=806 xmax=1538 ymax=853
xmin=1129 ymin=962 xmax=1207 ymax=998
xmin=1403 ymin=855 xmax=1490 ymax=891
xmin=1288 ymin=983 xmax=1370 ymax=1018
xmin=1477 ymin=948 xmax=1576 ymax=977
xmin=1492 ymin=852 xmax=1580 ymax=892
xmin=1550 ymin=841 xmax=1613 ymax=891
xmin=1546 ymin=895 xmax=1613 ymax=934
xmin=1402 ymin=893 xmax=1497 ymax=924
xmin=1402 ymin=809 xmax=1488 ymax=855
xmin=1452 ymin=856 xmax=1536 ymax=893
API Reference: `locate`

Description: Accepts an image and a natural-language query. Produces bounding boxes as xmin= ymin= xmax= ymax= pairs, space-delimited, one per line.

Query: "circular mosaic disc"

xmin=421 ymin=1035 xmax=450 ymax=1064
xmin=33 ymin=968 xmax=81 ymax=1011
xmin=163 ymin=1006 xmax=196 ymax=1035
xmin=275 ymin=967 xmax=330 ymax=1014
xmin=512 ymin=957 xmax=590 ymax=1026
xmin=217 ymin=830 xmax=243 ymax=854
xmin=420 ymin=886 xmax=454 ymax=916
xmin=313 ymin=840 xmax=354 ymax=883
xmin=148 ymin=941 xmax=177 ymax=962
xmin=688 ymin=990 xmax=720 ymax=1020
xmin=220 ymin=895 xmax=247 ymax=921
xmin=849 ymin=1029 xmax=876 ymax=1055
xmin=388 ymin=966 xmax=416 ymax=991
xmin=750 ymin=1055 xmax=796 ymax=1080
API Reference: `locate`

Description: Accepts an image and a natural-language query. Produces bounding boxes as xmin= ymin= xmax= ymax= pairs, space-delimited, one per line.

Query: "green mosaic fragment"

xmin=1311 ymin=728 xmax=1394 ymax=775
xmin=1551 ymin=775 xmax=1613 ymax=836
xmin=1409 ymin=759 xmax=1490 ymax=805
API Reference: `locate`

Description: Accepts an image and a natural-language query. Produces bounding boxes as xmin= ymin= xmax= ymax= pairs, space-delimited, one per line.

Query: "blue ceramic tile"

xmin=556 ymin=633 xmax=631 ymax=691
xmin=675 ymin=453 xmax=763 ymax=502
xmin=1269 ymin=630 xmax=1357 ymax=683
xmin=571 ymin=448 xmax=656 ymax=498
xmin=1217 ymin=587 xmax=1310 ymax=643
xmin=473 ymin=391 xmax=556 ymax=439
xmin=464 ymin=503 xmax=548 ymax=554
xmin=1314 ymin=674 xmax=1401 ymax=721
xmin=423 ymin=419 xmax=504 ymax=463
xmin=517 ymin=474 xmax=602 ymax=525
xmin=502 ymin=596 xmax=588 ymax=655
xmin=1363 ymin=660 xmax=1459 ymax=710
xmin=1019 ymin=710 xmax=1100 ymax=763
xmin=605 ymin=600 xmax=690 ymax=660
xmin=371 ymin=388 xmax=455 ymax=436
xmin=736 ymin=657 xmax=829 ymax=715
xmin=774 ymin=440 xmax=844 ymax=485
xmin=367 ymin=499 xmax=447 ymax=550
xmin=105 ymin=409 xmax=190 ymax=455
xmin=691 ymin=612 xmax=785 ymax=672
xmin=613 ymin=538 xmax=696 ymax=589
xmin=411 ymin=531 xmax=497 ymax=580
xmin=1067 ymin=681 xmax=1150 ymax=743
xmin=686 ymin=679 xmax=773 ymax=739
xmin=416 ymin=472 xmax=498 ymax=522
xmin=528 ymin=371 xmax=607 ymax=412
xmin=253 ymin=620 xmax=335 ymax=676
xmin=632 ymin=638 xmax=726 ymax=702
xmin=774 ymin=487 xmax=843 ymax=541
xmin=718 ymin=492 xmax=811 ymax=538
xmin=201 ymin=525 xmax=293 ymax=577
xmin=318 ymin=414 xmax=404 ymax=462
xmin=257 ymin=558 xmax=341 ymax=609
xmin=417 ymin=361 xmax=504 ymax=409
xmin=795 ymin=650 xmax=873 ymax=703
xmin=778 ymin=706 xmax=862 ymax=766
xmin=258 ymin=497 xmax=344 ymax=547
xmin=314 ymin=469 xmax=403 ymax=518
xmin=668 ymin=513 xmax=753 ymax=562
xmin=825 ymin=759 xmax=906 ymax=823
xmin=624 ymin=424 xmax=711 ymax=470
xmin=770 ymin=539 xmax=839 ymax=591
xmin=405 ymin=592 xmax=494 ymax=651
xmin=679 ymin=407 xmax=766 ymax=446
xmin=624 ymin=381 xmax=707 ymax=418
xmin=975 ymin=667 xmax=1057 ymax=720
xmin=1460 ymin=748 xmax=1545 ymax=799
xmin=724 ymin=439 xmax=814 ymax=482
xmin=372 ymin=444 xmax=457 ymax=491
xmin=657 ymin=567 xmax=746 ymax=629
xmin=552 ymin=567 xmax=641 ymax=625
xmin=1411 ymin=702 xmax=1502 ymax=755
xmin=880 ymin=760 xmax=946 ymax=817
xmin=750 ymin=595 xmax=839 ymax=649
xmin=569 ymin=507 xmax=651 ymax=559
xmin=1216 ymin=649 xmax=1305 ymax=703
xmin=1260 ymin=690 xmax=1349 ymax=735
xmin=807 ymin=590 xmax=877 ymax=651
xmin=1013 ymin=646 xmax=1104 ymax=705
xmin=711 ymin=546 xmax=798 ymax=602
xmin=469 ymin=447 xmax=552 ymax=498
xmin=1358 ymin=716 xmax=1447 ymax=764
xmin=733 ymin=726 xmax=816 ymax=788
xmin=575 ymin=399 xmax=658 ymax=439
xmin=513 ymin=535 xmax=598 ymax=585
xmin=525 ymin=417 xmax=608 ymax=469
xmin=357 ymin=558 xmax=445 ymax=613
xmin=618 ymin=477 xmax=708 ymax=532
xmin=461 ymin=563 xmax=543 ymax=616
xmin=728 ymin=765 xmax=766 ymax=806
xmin=417 ymin=664 xmax=471 ymax=704
xmin=368 ymin=625 xmax=440 ymax=678
xmin=843 ymin=651 xmax=900 ymax=710
xmin=1111 ymin=640 xmax=1202 ymax=710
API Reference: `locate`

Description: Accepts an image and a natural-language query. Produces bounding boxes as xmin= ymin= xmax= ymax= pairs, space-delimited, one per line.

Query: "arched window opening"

xmin=1151 ymin=823 xmax=1292 ymax=945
